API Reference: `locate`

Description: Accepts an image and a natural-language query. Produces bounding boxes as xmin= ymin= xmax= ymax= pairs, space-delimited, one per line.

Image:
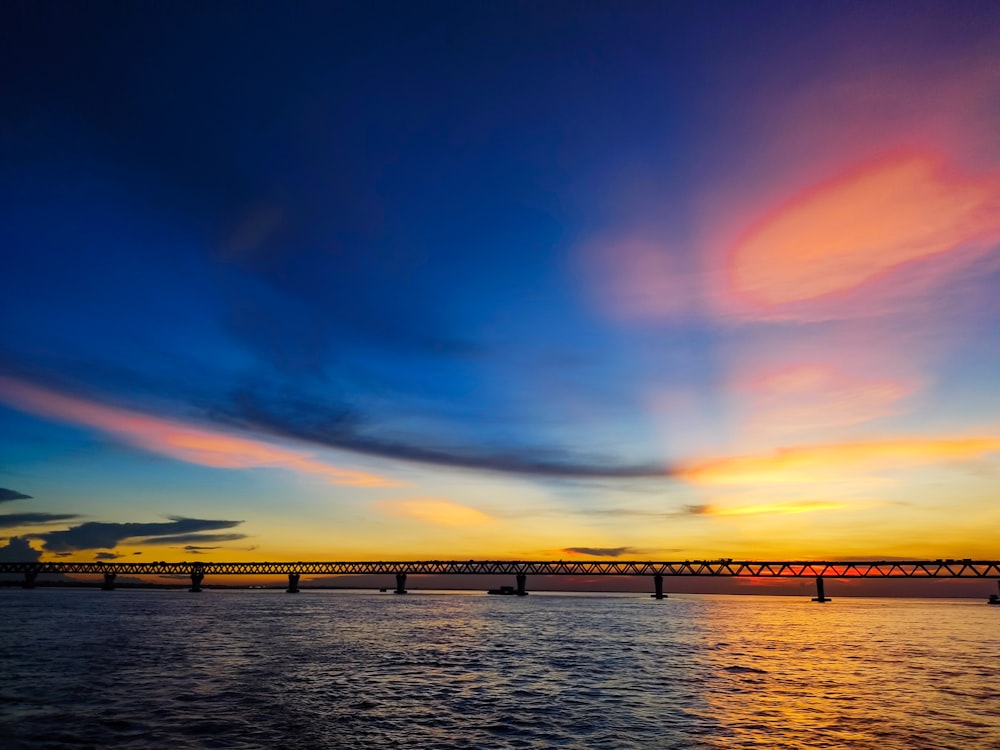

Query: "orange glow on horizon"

xmin=680 ymin=437 xmax=1000 ymax=485
xmin=0 ymin=377 xmax=401 ymax=487
xmin=704 ymin=500 xmax=852 ymax=516
xmin=374 ymin=497 xmax=494 ymax=526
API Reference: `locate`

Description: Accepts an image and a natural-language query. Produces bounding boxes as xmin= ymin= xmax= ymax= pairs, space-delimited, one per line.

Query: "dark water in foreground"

xmin=2 ymin=589 xmax=998 ymax=749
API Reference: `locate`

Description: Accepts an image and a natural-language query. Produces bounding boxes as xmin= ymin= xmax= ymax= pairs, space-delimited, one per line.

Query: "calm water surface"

xmin=2 ymin=589 xmax=998 ymax=749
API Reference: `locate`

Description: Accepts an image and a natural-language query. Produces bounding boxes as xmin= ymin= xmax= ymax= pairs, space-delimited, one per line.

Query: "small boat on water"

xmin=487 ymin=585 xmax=525 ymax=596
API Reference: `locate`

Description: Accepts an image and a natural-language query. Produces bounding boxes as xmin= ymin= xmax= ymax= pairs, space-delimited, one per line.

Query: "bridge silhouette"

xmin=4 ymin=559 xmax=1000 ymax=602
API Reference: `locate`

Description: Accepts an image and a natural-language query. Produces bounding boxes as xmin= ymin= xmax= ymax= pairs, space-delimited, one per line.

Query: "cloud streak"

xmin=0 ymin=377 xmax=401 ymax=488
xmin=728 ymin=151 xmax=1000 ymax=310
xmin=0 ymin=513 xmax=80 ymax=529
xmin=680 ymin=437 xmax=1000 ymax=485
xmin=701 ymin=501 xmax=854 ymax=517
xmin=215 ymin=392 xmax=674 ymax=480
xmin=0 ymin=489 xmax=33 ymax=502
xmin=561 ymin=546 xmax=643 ymax=558
xmin=32 ymin=516 xmax=245 ymax=552
xmin=735 ymin=364 xmax=916 ymax=438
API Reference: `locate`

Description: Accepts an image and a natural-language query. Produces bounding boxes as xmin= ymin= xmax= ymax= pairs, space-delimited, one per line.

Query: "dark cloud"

xmin=0 ymin=536 xmax=42 ymax=562
xmin=562 ymin=547 xmax=641 ymax=558
xmin=139 ymin=533 xmax=247 ymax=545
xmin=214 ymin=392 xmax=673 ymax=480
xmin=0 ymin=513 xmax=80 ymax=529
xmin=33 ymin=516 xmax=244 ymax=552
xmin=0 ymin=489 xmax=32 ymax=502
xmin=182 ymin=545 xmax=220 ymax=554
xmin=94 ymin=552 xmax=121 ymax=560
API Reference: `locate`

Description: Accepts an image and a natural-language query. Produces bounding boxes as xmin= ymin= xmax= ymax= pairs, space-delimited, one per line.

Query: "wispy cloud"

xmin=561 ymin=546 xmax=643 ymax=557
xmin=32 ymin=516 xmax=245 ymax=552
xmin=0 ymin=488 xmax=33 ymax=502
xmin=139 ymin=533 xmax=248 ymax=545
xmin=701 ymin=501 xmax=855 ymax=517
xmin=735 ymin=364 xmax=915 ymax=437
xmin=0 ymin=512 xmax=80 ymax=529
xmin=680 ymin=437 xmax=1000 ymax=485
xmin=0 ymin=377 xmax=401 ymax=487
xmin=727 ymin=152 xmax=1000 ymax=312
xmin=215 ymin=390 xmax=675 ymax=480
xmin=577 ymin=504 xmax=711 ymax=518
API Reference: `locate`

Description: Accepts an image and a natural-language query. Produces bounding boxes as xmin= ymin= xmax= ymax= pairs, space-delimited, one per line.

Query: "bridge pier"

xmin=651 ymin=573 xmax=667 ymax=599
xmin=101 ymin=572 xmax=116 ymax=591
xmin=989 ymin=580 xmax=1000 ymax=605
xmin=22 ymin=570 xmax=37 ymax=589
xmin=286 ymin=573 xmax=300 ymax=593
xmin=811 ymin=576 xmax=830 ymax=603
xmin=516 ymin=572 xmax=527 ymax=596
xmin=189 ymin=566 xmax=205 ymax=593
xmin=395 ymin=572 xmax=408 ymax=594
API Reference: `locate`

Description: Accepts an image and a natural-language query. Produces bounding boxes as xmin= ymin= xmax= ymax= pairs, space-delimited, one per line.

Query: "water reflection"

xmin=688 ymin=596 xmax=1000 ymax=748
xmin=1 ymin=590 xmax=998 ymax=749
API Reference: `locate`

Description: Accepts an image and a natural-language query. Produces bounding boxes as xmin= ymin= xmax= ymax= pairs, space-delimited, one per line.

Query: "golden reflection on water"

xmin=687 ymin=596 xmax=999 ymax=749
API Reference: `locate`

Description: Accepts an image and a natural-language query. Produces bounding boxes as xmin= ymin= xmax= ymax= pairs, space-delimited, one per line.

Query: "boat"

xmin=487 ymin=585 xmax=525 ymax=595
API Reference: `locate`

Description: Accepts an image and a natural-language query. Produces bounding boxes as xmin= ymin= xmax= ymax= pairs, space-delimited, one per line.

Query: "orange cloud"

xmin=374 ymin=497 xmax=493 ymax=526
xmin=728 ymin=151 xmax=1000 ymax=309
xmin=0 ymin=377 xmax=399 ymax=487
xmin=680 ymin=437 xmax=1000 ymax=485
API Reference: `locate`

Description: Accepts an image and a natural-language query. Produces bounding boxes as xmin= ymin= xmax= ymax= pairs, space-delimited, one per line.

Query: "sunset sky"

xmin=3 ymin=2 xmax=1000 ymax=581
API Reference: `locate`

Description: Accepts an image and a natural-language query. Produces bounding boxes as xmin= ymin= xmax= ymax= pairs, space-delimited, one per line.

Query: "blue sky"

xmin=3 ymin=2 xmax=1000 ymax=568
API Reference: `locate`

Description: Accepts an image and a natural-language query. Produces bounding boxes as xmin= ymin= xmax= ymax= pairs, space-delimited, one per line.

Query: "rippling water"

xmin=2 ymin=589 xmax=998 ymax=749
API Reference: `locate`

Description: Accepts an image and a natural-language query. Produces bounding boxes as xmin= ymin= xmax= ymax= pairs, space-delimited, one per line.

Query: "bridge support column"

xmin=101 ymin=572 xmax=117 ymax=591
xmin=516 ymin=573 xmax=527 ymax=596
xmin=395 ymin=572 xmax=407 ymax=594
xmin=286 ymin=573 xmax=300 ymax=593
xmin=989 ymin=580 xmax=1000 ymax=605
xmin=22 ymin=570 xmax=37 ymax=589
xmin=811 ymin=576 xmax=830 ymax=603
xmin=651 ymin=573 xmax=667 ymax=599
xmin=189 ymin=567 xmax=204 ymax=593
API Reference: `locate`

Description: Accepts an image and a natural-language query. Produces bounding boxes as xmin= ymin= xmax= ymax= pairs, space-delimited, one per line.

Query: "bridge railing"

xmin=2 ymin=559 xmax=999 ymax=577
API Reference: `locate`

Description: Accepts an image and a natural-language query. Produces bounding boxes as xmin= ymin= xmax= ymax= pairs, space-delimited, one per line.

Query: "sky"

xmin=2 ymin=2 xmax=1000 ymax=589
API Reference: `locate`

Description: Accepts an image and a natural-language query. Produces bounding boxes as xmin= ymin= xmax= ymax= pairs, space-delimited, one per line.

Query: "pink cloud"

xmin=725 ymin=151 xmax=1000 ymax=314
xmin=577 ymin=235 xmax=698 ymax=322
xmin=734 ymin=364 xmax=916 ymax=439
xmin=0 ymin=377 xmax=401 ymax=487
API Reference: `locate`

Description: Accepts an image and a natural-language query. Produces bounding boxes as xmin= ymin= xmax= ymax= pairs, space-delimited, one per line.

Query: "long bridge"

xmin=4 ymin=559 xmax=1000 ymax=602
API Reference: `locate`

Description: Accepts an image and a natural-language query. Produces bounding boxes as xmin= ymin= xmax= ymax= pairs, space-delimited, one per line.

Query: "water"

xmin=2 ymin=589 xmax=998 ymax=749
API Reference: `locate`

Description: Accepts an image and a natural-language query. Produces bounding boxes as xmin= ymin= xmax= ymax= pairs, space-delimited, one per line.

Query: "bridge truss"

xmin=2 ymin=559 xmax=999 ymax=578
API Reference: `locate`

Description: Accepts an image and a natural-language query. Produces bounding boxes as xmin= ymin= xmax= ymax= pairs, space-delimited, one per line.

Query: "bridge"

xmin=3 ymin=559 xmax=1000 ymax=602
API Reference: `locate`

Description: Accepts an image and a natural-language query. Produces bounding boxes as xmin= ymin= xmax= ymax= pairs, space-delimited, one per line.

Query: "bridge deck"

xmin=2 ymin=560 xmax=999 ymax=578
